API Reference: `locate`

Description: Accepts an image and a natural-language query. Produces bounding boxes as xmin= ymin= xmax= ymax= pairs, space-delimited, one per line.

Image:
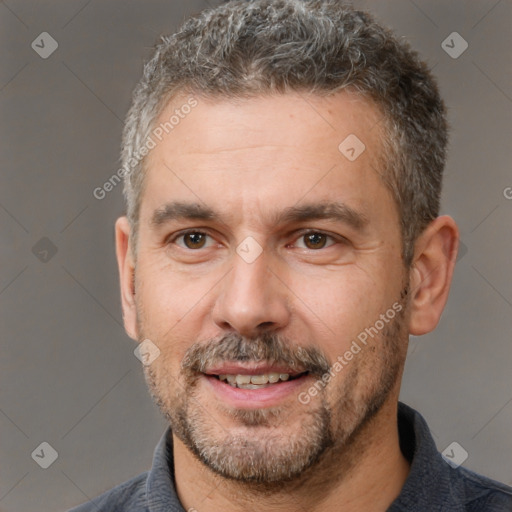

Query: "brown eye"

xmin=183 ymin=232 xmax=207 ymax=249
xmin=303 ymin=232 xmax=328 ymax=249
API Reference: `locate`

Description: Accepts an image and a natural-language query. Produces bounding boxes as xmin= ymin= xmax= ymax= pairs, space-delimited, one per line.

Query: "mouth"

xmin=210 ymin=371 xmax=309 ymax=389
xmin=201 ymin=364 xmax=311 ymax=407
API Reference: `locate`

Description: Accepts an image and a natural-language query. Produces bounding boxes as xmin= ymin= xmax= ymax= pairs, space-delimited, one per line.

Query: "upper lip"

xmin=203 ymin=363 xmax=306 ymax=376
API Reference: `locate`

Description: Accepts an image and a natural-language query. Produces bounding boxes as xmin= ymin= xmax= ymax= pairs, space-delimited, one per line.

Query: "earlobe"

xmin=115 ymin=216 xmax=138 ymax=340
xmin=408 ymin=216 xmax=459 ymax=336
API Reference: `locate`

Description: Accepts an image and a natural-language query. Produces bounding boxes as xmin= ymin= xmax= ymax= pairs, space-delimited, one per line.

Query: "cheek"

xmin=136 ymin=257 xmax=212 ymax=325
xmin=295 ymin=267 xmax=398 ymax=358
xmin=135 ymin=259 xmax=219 ymax=363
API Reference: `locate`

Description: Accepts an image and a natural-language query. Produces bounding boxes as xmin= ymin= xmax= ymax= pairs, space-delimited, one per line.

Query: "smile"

xmin=215 ymin=372 xmax=307 ymax=389
xmin=202 ymin=365 xmax=311 ymax=408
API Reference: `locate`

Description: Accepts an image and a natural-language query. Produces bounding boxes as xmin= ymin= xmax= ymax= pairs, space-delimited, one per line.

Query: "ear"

xmin=409 ymin=215 xmax=459 ymax=336
xmin=115 ymin=216 xmax=138 ymax=340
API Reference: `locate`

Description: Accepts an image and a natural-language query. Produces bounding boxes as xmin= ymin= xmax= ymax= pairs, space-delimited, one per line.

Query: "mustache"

xmin=181 ymin=331 xmax=331 ymax=377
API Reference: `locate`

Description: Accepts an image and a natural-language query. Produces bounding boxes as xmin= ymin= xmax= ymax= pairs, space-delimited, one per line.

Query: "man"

xmin=71 ymin=1 xmax=512 ymax=510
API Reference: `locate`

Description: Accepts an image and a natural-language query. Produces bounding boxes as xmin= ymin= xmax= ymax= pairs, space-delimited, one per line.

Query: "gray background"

xmin=1 ymin=1 xmax=511 ymax=510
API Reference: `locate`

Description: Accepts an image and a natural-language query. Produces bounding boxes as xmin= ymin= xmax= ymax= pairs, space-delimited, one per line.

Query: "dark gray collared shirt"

xmin=69 ymin=402 xmax=512 ymax=511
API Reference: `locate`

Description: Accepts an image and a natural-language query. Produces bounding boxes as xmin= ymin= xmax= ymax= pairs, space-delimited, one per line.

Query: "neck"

xmin=173 ymin=399 xmax=410 ymax=512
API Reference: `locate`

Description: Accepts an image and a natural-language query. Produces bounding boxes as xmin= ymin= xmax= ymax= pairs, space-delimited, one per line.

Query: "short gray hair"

xmin=121 ymin=0 xmax=448 ymax=266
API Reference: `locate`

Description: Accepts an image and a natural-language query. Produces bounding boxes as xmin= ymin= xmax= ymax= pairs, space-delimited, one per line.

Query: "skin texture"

xmin=116 ymin=91 xmax=459 ymax=512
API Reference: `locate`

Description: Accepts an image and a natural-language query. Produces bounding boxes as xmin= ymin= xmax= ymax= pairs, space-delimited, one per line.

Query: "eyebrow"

xmin=151 ymin=202 xmax=215 ymax=226
xmin=276 ymin=203 xmax=368 ymax=231
xmin=150 ymin=200 xmax=368 ymax=231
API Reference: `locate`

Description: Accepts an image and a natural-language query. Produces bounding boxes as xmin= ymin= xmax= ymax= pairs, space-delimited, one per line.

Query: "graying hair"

xmin=121 ymin=0 xmax=448 ymax=266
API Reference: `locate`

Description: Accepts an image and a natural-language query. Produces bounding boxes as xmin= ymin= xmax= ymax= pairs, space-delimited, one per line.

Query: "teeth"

xmin=216 ymin=372 xmax=293 ymax=388
xmin=241 ymin=383 xmax=266 ymax=390
xmin=250 ymin=375 xmax=268 ymax=385
xmin=236 ymin=375 xmax=251 ymax=385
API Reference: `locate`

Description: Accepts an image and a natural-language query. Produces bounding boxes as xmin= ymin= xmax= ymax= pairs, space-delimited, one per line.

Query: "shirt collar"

xmin=146 ymin=427 xmax=183 ymax=512
xmin=388 ymin=402 xmax=458 ymax=511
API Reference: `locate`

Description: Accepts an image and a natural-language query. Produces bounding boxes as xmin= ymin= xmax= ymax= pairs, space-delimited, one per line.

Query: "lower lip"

xmin=204 ymin=374 xmax=310 ymax=408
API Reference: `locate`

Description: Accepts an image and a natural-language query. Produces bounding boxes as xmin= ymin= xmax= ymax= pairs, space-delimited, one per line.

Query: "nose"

xmin=211 ymin=248 xmax=291 ymax=338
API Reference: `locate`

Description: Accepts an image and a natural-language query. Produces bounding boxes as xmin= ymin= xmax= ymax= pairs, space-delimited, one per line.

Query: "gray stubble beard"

xmin=140 ymin=294 xmax=409 ymax=489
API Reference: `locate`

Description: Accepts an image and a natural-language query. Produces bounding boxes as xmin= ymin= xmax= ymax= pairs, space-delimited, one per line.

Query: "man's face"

xmin=129 ymin=92 xmax=410 ymax=483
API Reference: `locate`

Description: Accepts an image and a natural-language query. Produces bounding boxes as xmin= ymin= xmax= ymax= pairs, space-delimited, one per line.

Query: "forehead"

xmin=152 ymin=91 xmax=384 ymax=158
xmin=139 ymin=91 xmax=394 ymax=229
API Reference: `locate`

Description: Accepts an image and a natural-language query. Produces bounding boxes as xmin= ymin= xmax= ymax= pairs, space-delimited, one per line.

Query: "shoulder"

xmin=393 ymin=403 xmax=512 ymax=511
xmin=453 ymin=465 xmax=512 ymax=511
xmin=67 ymin=471 xmax=148 ymax=512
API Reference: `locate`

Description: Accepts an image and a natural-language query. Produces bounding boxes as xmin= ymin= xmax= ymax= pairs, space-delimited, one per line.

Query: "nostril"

xmin=257 ymin=321 xmax=275 ymax=330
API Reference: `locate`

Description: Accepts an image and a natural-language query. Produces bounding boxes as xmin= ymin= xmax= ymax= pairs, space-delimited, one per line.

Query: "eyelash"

xmin=168 ymin=229 xmax=344 ymax=250
xmin=169 ymin=229 xmax=217 ymax=249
